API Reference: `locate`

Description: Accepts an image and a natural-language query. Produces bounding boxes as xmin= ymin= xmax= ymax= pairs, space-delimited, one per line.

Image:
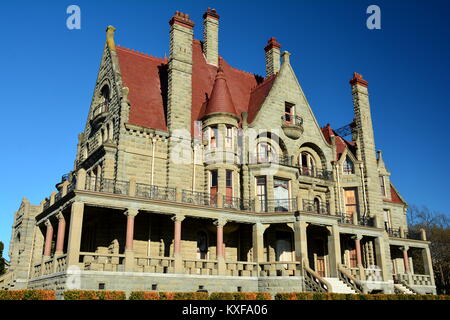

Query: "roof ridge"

xmin=116 ymin=45 xmax=166 ymax=62
xmin=219 ymin=55 xmax=260 ymax=79
xmin=251 ymin=74 xmax=277 ymax=91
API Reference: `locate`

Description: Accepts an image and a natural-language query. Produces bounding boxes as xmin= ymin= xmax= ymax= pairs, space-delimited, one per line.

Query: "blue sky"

xmin=0 ymin=0 xmax=449 ymax=258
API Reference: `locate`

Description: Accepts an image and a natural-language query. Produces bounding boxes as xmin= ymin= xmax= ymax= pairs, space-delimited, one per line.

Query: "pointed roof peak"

xmin=203 ymin=62 xmax=238 ymax=117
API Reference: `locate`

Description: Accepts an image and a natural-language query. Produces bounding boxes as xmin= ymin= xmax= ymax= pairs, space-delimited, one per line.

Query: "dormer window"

xmin=343 ymin=156 xmax=355 ymax=175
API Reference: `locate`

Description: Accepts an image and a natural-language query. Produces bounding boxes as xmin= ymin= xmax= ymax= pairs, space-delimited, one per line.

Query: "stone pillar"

xmin=66 ymin=202 xmax=85 ymax=267
xmin=43 ymin=220 xmax=54 ymax=258
xmin=327 ymin=224 xmax=341 ymax=277
xmin=172 ymin=215 xmax=185 ymax=273
xmin=55 ymin=212 xmax=66 ymax=256
xmin=353 ymin=234 xmax=365 ymax=280
xmin=124 ymin=209 xmax=139 ymax=272
xmin=374 ymin=236 xmax=391 ymax=281
xmin=252 ymin=223 xmax=265 ymax=262
xmin=422 ymin=247 xmax=435 ymax=286
xmin=76 ymin=168 xmax=86 ymax=191
xmin=294 ymin=218 xmax=309 ymax=266
xmin=215 ymin=219 xmax=227 ymax=275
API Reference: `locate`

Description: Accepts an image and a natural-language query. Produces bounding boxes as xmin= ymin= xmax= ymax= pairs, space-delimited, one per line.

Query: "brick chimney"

xmin=264 ymin=37 xmax=281 ymax=77
xmin=203 ymin=8 xmax=220 ymax=66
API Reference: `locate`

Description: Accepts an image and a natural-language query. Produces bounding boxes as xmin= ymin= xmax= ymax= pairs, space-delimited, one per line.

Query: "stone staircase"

xmin=323 ymin=277 xmax=357 ymax=294
xmin=394 ymin=283 xmax=416 ymax=295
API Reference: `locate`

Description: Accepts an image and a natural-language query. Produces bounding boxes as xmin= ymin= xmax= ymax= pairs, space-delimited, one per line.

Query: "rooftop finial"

xmin=106 ymin=25 xmax=116 ymax=51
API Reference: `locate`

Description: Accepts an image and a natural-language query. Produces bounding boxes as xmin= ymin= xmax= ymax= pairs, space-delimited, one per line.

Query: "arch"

xmin=196 ymin=231 xmax=209 ymax=259
xmin=298 ymin=142 xmax=327 ymax=170
xmin=254 ymin=131 xmax=289 ymax=163
xmin=343 ymin=155 xmax=355 ymax=175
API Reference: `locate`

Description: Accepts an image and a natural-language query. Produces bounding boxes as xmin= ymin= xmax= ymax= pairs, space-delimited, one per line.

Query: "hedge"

xmin=63 ymin=290 xmax=126 ymax=300
xmin=209 ymin=292 xmax=272 ymax=300
xmin=0 ymin=290 xmax=55 ymax=300
xmin=274 ymin=292 xmax=450 ymax=300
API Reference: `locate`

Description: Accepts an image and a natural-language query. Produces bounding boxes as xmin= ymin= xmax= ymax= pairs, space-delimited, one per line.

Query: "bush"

xmin=209 ymin=292 xmax=272 ymax=300
xmin=129 ymin=291 xmax=160 ymax=300
xmin=158 ymin=292 xmax=208 ymax=300
xmin=63 ymin=290 xmax=125 ymax=300
xmin=274 ymin=292 xmax=450 ymax=300
xmin=0 ymin=290 xmax=55 ymax=300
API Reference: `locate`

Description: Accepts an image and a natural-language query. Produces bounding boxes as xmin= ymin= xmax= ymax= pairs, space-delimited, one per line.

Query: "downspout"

xmin=359 ymin=163 xmax=368 ymax=218
xmin=151 ymin=136 xmax=156 ymax=185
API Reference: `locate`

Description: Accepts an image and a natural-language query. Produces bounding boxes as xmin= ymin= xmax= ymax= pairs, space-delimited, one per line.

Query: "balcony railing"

xmin=248 ymin=153 xmax=293 ymax=167
xmin=223 ymin=196 xmax=255 ymax=211
xmin=91 ymin=101 xmax=109 ymax=119
xmin=302 ymin=199 xmax=330 ymax=215
xmin=136 ymin=183 xmax=176 ymax=202
xmin=386 ymin=227 xmax=422 ymax=240
xmin=281 ymin=115 xmax=303 ymax=126
xmin=260 ymin=198 xmax=297 ymax=212
xmin=182 ymin=190 xmax=218 ymax=207
xmin=298 ymin=166 xmax=333 ymax=180
xmin=338 ymin=213 xmax=375 ymax=227
xmin=85 ymin=177 xmax=129 ymax=196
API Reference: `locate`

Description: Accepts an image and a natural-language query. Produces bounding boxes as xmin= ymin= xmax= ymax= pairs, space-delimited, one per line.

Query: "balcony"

xmin=90 ymin=101 xmax=109 ymax=127
xmin=248 ymin=152 xmax=293 ymax=167
xmin=223 ymin=196 xmax=255 ymax=211
xmin=136 ymin=183 xmax=176 ymax=202
xmin=85 ymin=177 xmax=129 ymax=195
xmin=338 ymin=213 xmax=375 ymax=227
xmin=181 ymin=190 xmax=217 ymax=207
xmin=281 ymin=115 xmax=304 ymax=140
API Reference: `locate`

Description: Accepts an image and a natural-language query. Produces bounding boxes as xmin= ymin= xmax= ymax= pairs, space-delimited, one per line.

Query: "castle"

xmin=0 ymin=9 xmax=436 ymax=297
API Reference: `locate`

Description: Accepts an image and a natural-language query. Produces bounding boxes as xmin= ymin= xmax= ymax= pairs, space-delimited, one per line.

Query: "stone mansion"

xmin=1 ymin=9 xmax=436 ymax=296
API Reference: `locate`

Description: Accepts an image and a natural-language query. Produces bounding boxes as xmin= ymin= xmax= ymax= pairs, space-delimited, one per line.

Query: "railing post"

xmin=129 ymin=177 xmax=136 ymax=197
xmin=399 ymin=226 xmax=405 ymax=238
xmin=76 ymin=168 xmax=86 ymax=191
xmin=217 ymin=192 xmax=224 ymax=208
xmin=61 ymin=181 xmax=70 ymax=197
xmin=176 ymin=188 xmax=183 ymax=203
xmin=420 ymin=228 xmax=427 ymax=241
xmin=49 ymin=192 xmax=56 ymax=206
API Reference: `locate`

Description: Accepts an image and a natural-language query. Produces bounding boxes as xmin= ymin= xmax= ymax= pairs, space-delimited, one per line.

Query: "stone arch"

xmin=297 ymin=142 xmax=327 ymax=169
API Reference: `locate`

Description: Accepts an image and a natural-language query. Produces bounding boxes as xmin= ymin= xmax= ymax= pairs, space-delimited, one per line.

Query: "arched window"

xmin=299 ymin=152 xmax=316 ymax=176
xmin=257 ymin=142 xmax=275 ymax=163
xmin=196 ymin=231 xmax=208 ymax=259
xmin=343 ymin=156 xmax=354 ymax=175
xmin=314 ymin=197 xmax=321 ymax=214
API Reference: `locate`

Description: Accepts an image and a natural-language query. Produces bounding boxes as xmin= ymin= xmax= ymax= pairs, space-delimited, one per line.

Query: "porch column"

xmin=352 ymin=234 xmax=365 ymax=280
xmin=252 ymin=223 xmax=265 ymax=262
xmin=66 ymin=202 xmax=84 ymax=267
xmin=326 ymin=224 xmax=341 ymax=277
xmin=401 ymin=246 xmax=410 ymax=273
xmin=294 ymin=217 xmax=309 ymax=267
xmin=55 ymin=212 xmax=66 ymax=256
xmin=43 ymin=219 xmax=54 ymax=258
xmin=172 ymin=215 xmax=185 ymax=273
xmin=215 ymin=219 xmax=227 ymax=275
xmin=124 ymin=208 xmax=139 ymax=272
xmin=422 ymin=246 xmax=436 ymax=286
xmin=374 ymin=236 xmax=391 ymax=282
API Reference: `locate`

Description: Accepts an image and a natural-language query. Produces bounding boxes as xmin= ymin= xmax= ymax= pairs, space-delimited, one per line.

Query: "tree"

xmin=408 ymin=205 xmax=450 ymax=294
xmin=0 ymin=241 xmax=5 ymax=276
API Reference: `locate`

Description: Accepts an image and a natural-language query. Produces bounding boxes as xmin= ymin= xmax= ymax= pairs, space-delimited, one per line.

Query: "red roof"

xmin=384 ymin=183 xmax=406 ymax=204
xmin=321 ymin=124 xmax=356 ymax=160
xmin=116 ymin=40 xmax=273 ymax=134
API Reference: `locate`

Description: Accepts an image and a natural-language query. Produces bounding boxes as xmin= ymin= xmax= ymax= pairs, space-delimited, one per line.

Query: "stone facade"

xmin=1 ymin=9 xmax=436 ymax=297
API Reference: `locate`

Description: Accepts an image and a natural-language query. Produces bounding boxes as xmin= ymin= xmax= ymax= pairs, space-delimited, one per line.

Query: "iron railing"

xmin=260 ymin=198 xmax=297 ymax=212
xmin=85 ymin=177 xmax=129 ymax=195
xmin=223 ymin=196 xmax=255 ymax=211
xmin=92 ymin=101 xmax=109 ymax=119
xmin=248 ymin=153 xmax=293 ymax=167
xmin=182 ymin=190 xmax=218 ymax=207
xmin=387 ymin=227 xmax=421 ymax=240
xmin=281 ymin=115 xmax=303 ymax=126
xmin=136 ymin=184 xmax=177 ymax=202
xmin=298 ymin=166 xmax=333 ymax=180
xmin=302 ymin=199 xmax=330 ymax=215
xmin=338 ymin=213 xmax=375 ymax=227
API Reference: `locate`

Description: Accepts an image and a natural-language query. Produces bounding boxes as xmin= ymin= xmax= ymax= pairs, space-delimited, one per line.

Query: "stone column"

xmin=294 ymin=218 xmax=309 ymax=266
xmin=353 ymin=234 xmax=365 ymax=280
xmin=215 ymin=219 xmax=227 ymax=275
xmin=327 ymin=224 xmax=341 ymax=277
xmin=422 ymin=247 xmax=435 ymax=286
xmin=76 ymin=168 xmax=86 ymax=191
xmin=172 ymin=215 xmax=185 ymax=273
xmin=252 ymin=223 xmax=265 ymax=262
xmin=374 ymin=236 xmax=391 ymax=281
xmin=124 ymin=209 xmax=139 ymax=272
xmin=55 ymin=212 xmax=66 ymax=256
xmin=43 ymin=220 xmax=54 ymax=258
xmin=66 ymin=202 xmax=85 ymax=267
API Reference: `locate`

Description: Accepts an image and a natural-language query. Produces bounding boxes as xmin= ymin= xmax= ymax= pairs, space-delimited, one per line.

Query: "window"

xmin=210 ymin=126 xmax=218 ymax=149
xmin=225 ymin=170 xmax=233 ymax=203
xmin=299 ymin=152 xmax=315 ymax=176
xmin=273 ymin=178 xmax=290 ymax=211
xmin=284 ymin=102 xmax=294 ymax=123
xmin=256 ymin=176 xmax=267 ymax=211
xmin=383 ymin=209 xmax=391 ymax=231
xmin=379 ymin=176 xmax=386 ymax=197
xmin=225 ymin=126 xmax=233 ymax=149
xmin=210 ymin=170 xmax=218 ymax=188
xmin=98 ymin=283 xmax=106 ymax=290
xmin=344 ymin=188 xmax=358 ymax=220
xmin=226 ymin=170 xmax=233 ymax=188
xmin=343 ymin=156 xmax=354 ymax=175
xmin=314 ymin=197 xmax=321 ymax=214
xmin=257 ymin=142 xmax=275 ymax=163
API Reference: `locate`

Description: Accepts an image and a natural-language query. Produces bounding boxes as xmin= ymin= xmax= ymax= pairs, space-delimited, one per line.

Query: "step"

xmin=323 ymin=277 xmax=357 ymax=294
